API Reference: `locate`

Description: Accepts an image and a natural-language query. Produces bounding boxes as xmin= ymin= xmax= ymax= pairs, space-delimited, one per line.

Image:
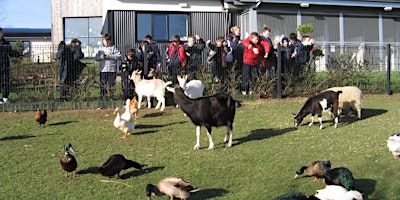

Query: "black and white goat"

xmin=167 ymin=86 xmax=241 ymax=150
xmin=294 ymin=90 xmax=342 ymax=129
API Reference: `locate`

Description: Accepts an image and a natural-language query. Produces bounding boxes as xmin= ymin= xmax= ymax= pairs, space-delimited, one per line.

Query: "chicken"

xmin=35 ymin=108 xmax=47 ymax=126
xmin=129 ymin=96 xmax=139 ymax=117
xmin=113 ymin=107 xmax=135 ymax=139
xmin=121 ymin=99 xmax=135 ymax=123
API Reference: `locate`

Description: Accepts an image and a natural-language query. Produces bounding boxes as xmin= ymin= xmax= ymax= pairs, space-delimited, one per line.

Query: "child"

xmin=95 ymin=33 xmax=121 ymax=100
xmin=184 ymin=34 xmax=205 ymax=79
xmin=166 ymin=34 xmax=186 ymax=84
xmin=136 ymin=40 xmax=152 ymax=79
xmin=241 ymin=32 xmax=270 ymax=95
xmin=206 ymin=36 xmax=230 ymax=83
xmin=120 ymin=48 xmax=136 ymax=101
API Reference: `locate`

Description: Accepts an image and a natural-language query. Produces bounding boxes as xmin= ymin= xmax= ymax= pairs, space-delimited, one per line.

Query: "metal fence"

xmin=1 ymin=43 xmax=399 ymax=111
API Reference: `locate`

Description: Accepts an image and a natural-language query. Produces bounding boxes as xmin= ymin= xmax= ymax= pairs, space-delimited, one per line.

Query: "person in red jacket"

xmin=241 ymin=32 xmax=270 ymax=95
xmin=166 ymin=34 xmax=186 ymax=84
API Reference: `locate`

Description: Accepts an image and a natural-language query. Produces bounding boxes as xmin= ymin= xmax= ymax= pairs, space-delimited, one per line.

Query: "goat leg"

xmin=207 ymin=131 xmax=214 ymax=150
xmin=308 ymin=115 xmax=314 ymax=126
xmin=193 ymin=126 xmax=201 ymax=150
xmin=318 ymin=117 xmax=323 ymax=129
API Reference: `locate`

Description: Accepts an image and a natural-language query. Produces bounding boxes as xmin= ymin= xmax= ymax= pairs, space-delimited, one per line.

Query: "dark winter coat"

xmin=56 ymin=41 xmax=85 ymax=85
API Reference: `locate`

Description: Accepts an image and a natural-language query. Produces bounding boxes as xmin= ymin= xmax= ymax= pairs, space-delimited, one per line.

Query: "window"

xmin=64 ymin=17 xmax=103 ymax=47
xmin=136 ymin=13 xmax=188 ymax=41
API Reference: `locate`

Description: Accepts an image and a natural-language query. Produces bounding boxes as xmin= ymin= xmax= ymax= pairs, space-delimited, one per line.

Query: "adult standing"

xmin=95 ymin=33 xmax=121 ymax=100
xmin=0 ymin=27 xmax=27 ymax=104
xmin=56 ymin=38 xmax=85 ymax=101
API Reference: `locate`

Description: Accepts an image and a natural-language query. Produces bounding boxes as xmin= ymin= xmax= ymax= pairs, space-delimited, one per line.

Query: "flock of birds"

xmin=285 ymin=160 xmax=363 ymax=200
xmin=59 ymin=142 xmax=197 ymax=199
xmin=33 ymin=96 xmax=400 ymax=199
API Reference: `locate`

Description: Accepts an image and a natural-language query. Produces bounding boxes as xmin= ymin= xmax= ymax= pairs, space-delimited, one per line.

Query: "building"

xmin=2 ymin=28 xmax=52 ymax=63
xmin=50 ymin=0 xmax=400 ymax=71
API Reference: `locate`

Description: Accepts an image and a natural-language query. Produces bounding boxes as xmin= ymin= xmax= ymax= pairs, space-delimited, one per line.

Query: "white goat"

xmin=177 ymin=75 xmax=204 ymax=99
xmin=130 ymin=70 xmax=172 ymax=111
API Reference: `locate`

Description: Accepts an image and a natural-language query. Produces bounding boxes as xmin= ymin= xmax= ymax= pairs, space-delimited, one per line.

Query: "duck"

xmin=99 ymin=154 xmax=146 ymax=178
xmin=121 ymin=98 xmax=135 ymax=123
xmin=60 ymin=143 xmax=78 ymax=179
xmin=146 ymin=177 xmax=197 ymax=200
xmin=113 ymin=107 xmax=135 ymax=139
xmin=387 ymin=133 xmax=400 ymax=159
xmin=294 ymin=160 xmax=331 ymax=182
xmin=273 ymin=192 xmax=320 ymax=200
xmin=314 ymin=185 xmax=364 ymax=200
xmin=322 ymin=167 xmax=355 ymax=190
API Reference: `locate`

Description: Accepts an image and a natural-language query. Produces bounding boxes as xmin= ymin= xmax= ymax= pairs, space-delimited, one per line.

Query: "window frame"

xmin=136 ymin=12 xmax=189 ymax=41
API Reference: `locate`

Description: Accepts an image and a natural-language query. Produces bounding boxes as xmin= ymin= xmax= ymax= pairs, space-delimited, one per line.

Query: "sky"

xmin=0 ymin=0 xmax=51 ymax=28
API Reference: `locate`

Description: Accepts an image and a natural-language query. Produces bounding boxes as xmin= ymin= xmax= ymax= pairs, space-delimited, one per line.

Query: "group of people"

xmin=56 ymin=25 xmax=315 ymax=102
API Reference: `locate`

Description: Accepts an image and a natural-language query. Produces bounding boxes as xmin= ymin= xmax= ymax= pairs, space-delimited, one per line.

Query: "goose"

xmin=121 ymin=99 xmax=135 ymax=123
xmin=146 ymin=177 xmax=197 ymax=200
xmin=387 ymin=133 xmax=400 ymax=159
xmin=314 ymin=185 xmax=364 ymax=200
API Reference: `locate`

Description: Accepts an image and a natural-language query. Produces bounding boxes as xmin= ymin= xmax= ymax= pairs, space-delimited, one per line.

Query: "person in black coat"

xmin=55 ymin=38 xmax=85 ymax=101
xmin=120 ymin=48 xmax=136 ymax=101
xmin=0 ymin=27 xmax=27 ymax=104
xmin=184 ymin=34 xmax=205 ymax=79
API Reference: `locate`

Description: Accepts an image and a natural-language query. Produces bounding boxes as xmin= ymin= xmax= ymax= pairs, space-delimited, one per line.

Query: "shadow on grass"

xmin=120 ymin=166 xmax=164 ymax=179
xmin=142 ymin=112 xmax=165 ymax=118
xmin=190 ymin=188 xmax=229 ymax=199
xmin=233 ymin=127 xmax=297 ymax=146
xmin=77 ymin=166 xmax=101 ymax=175
xmin=355 ymin=178 xmax=377 ymax=199
xmin=47 ymin=120 xmax=79 ymax=126
xmin=339 ymin=108 xmax=387 ymax=126
xmin=134 ymin=121 xmax=187 ymax=135
xmin=0 ymin=134 xmax=36 ymax=141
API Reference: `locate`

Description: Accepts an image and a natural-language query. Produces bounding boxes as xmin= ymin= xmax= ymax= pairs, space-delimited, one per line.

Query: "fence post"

xmin=387 ymin=44 xmax=393 ymax=95
xmin=277 ymin=43 xmax=282 ymax=99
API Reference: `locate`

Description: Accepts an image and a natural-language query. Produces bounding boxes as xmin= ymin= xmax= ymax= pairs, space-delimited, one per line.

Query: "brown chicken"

xmin=35 ymin=108 xmax=47 ymax=126
xmin=129 ymin=96 xmax=138 ymax=117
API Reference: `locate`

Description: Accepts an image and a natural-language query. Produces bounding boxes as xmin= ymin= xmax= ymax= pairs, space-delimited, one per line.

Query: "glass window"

xmin=64 ymin=17 xmax=102 ymax=47
xmin=344 ymin=15 xmax=379 ymax=44
xmin=136 ymin=13 xmax=188 ymax=41
xmin=302 ymin=14 xmax=340 ymax=43
xmin=383 ymin=17 xmax=400 ymax=44
xmin=257 ymin=13 xmax=297 ymax=39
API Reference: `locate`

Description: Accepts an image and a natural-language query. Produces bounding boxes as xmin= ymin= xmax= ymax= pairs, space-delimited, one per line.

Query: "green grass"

xmin=1 ymin=95 xmax=400 ymax=199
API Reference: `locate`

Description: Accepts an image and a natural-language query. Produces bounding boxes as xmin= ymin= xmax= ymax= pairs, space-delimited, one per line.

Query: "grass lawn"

xmin=1 ymin=94 xmax=400 ymax=199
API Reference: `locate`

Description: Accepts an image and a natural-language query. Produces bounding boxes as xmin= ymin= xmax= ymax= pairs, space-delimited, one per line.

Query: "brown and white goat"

xmin=130 ymin=70 xmax=172 ymax=111
xmin=167 ymin=86 xmax=241 ymax=150
xmin=294 ymin=90 xmax=342 ymax=129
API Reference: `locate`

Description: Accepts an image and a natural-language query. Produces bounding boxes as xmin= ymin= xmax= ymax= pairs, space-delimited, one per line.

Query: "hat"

xmin=70 ymin=38 xmax=81 ymax=44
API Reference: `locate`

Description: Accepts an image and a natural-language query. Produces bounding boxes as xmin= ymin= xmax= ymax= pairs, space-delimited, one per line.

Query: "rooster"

xmin=35 ymin=108 xmax=47 ymax=126
xmin=129 ymin=96 xmax=139 ymax=117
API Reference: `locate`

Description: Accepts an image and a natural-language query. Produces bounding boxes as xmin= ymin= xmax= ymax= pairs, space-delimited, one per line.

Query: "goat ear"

xmin=184 ymin=74 xmax=188 ymax=79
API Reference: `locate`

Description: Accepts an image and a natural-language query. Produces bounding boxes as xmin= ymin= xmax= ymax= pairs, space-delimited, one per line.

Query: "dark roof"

xmin=1 ymin=28 xmax=51 ymax=38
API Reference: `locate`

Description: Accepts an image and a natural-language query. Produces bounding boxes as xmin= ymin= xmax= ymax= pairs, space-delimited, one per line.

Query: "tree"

xmin=297 ymin=23 xmax=314 ymax=37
